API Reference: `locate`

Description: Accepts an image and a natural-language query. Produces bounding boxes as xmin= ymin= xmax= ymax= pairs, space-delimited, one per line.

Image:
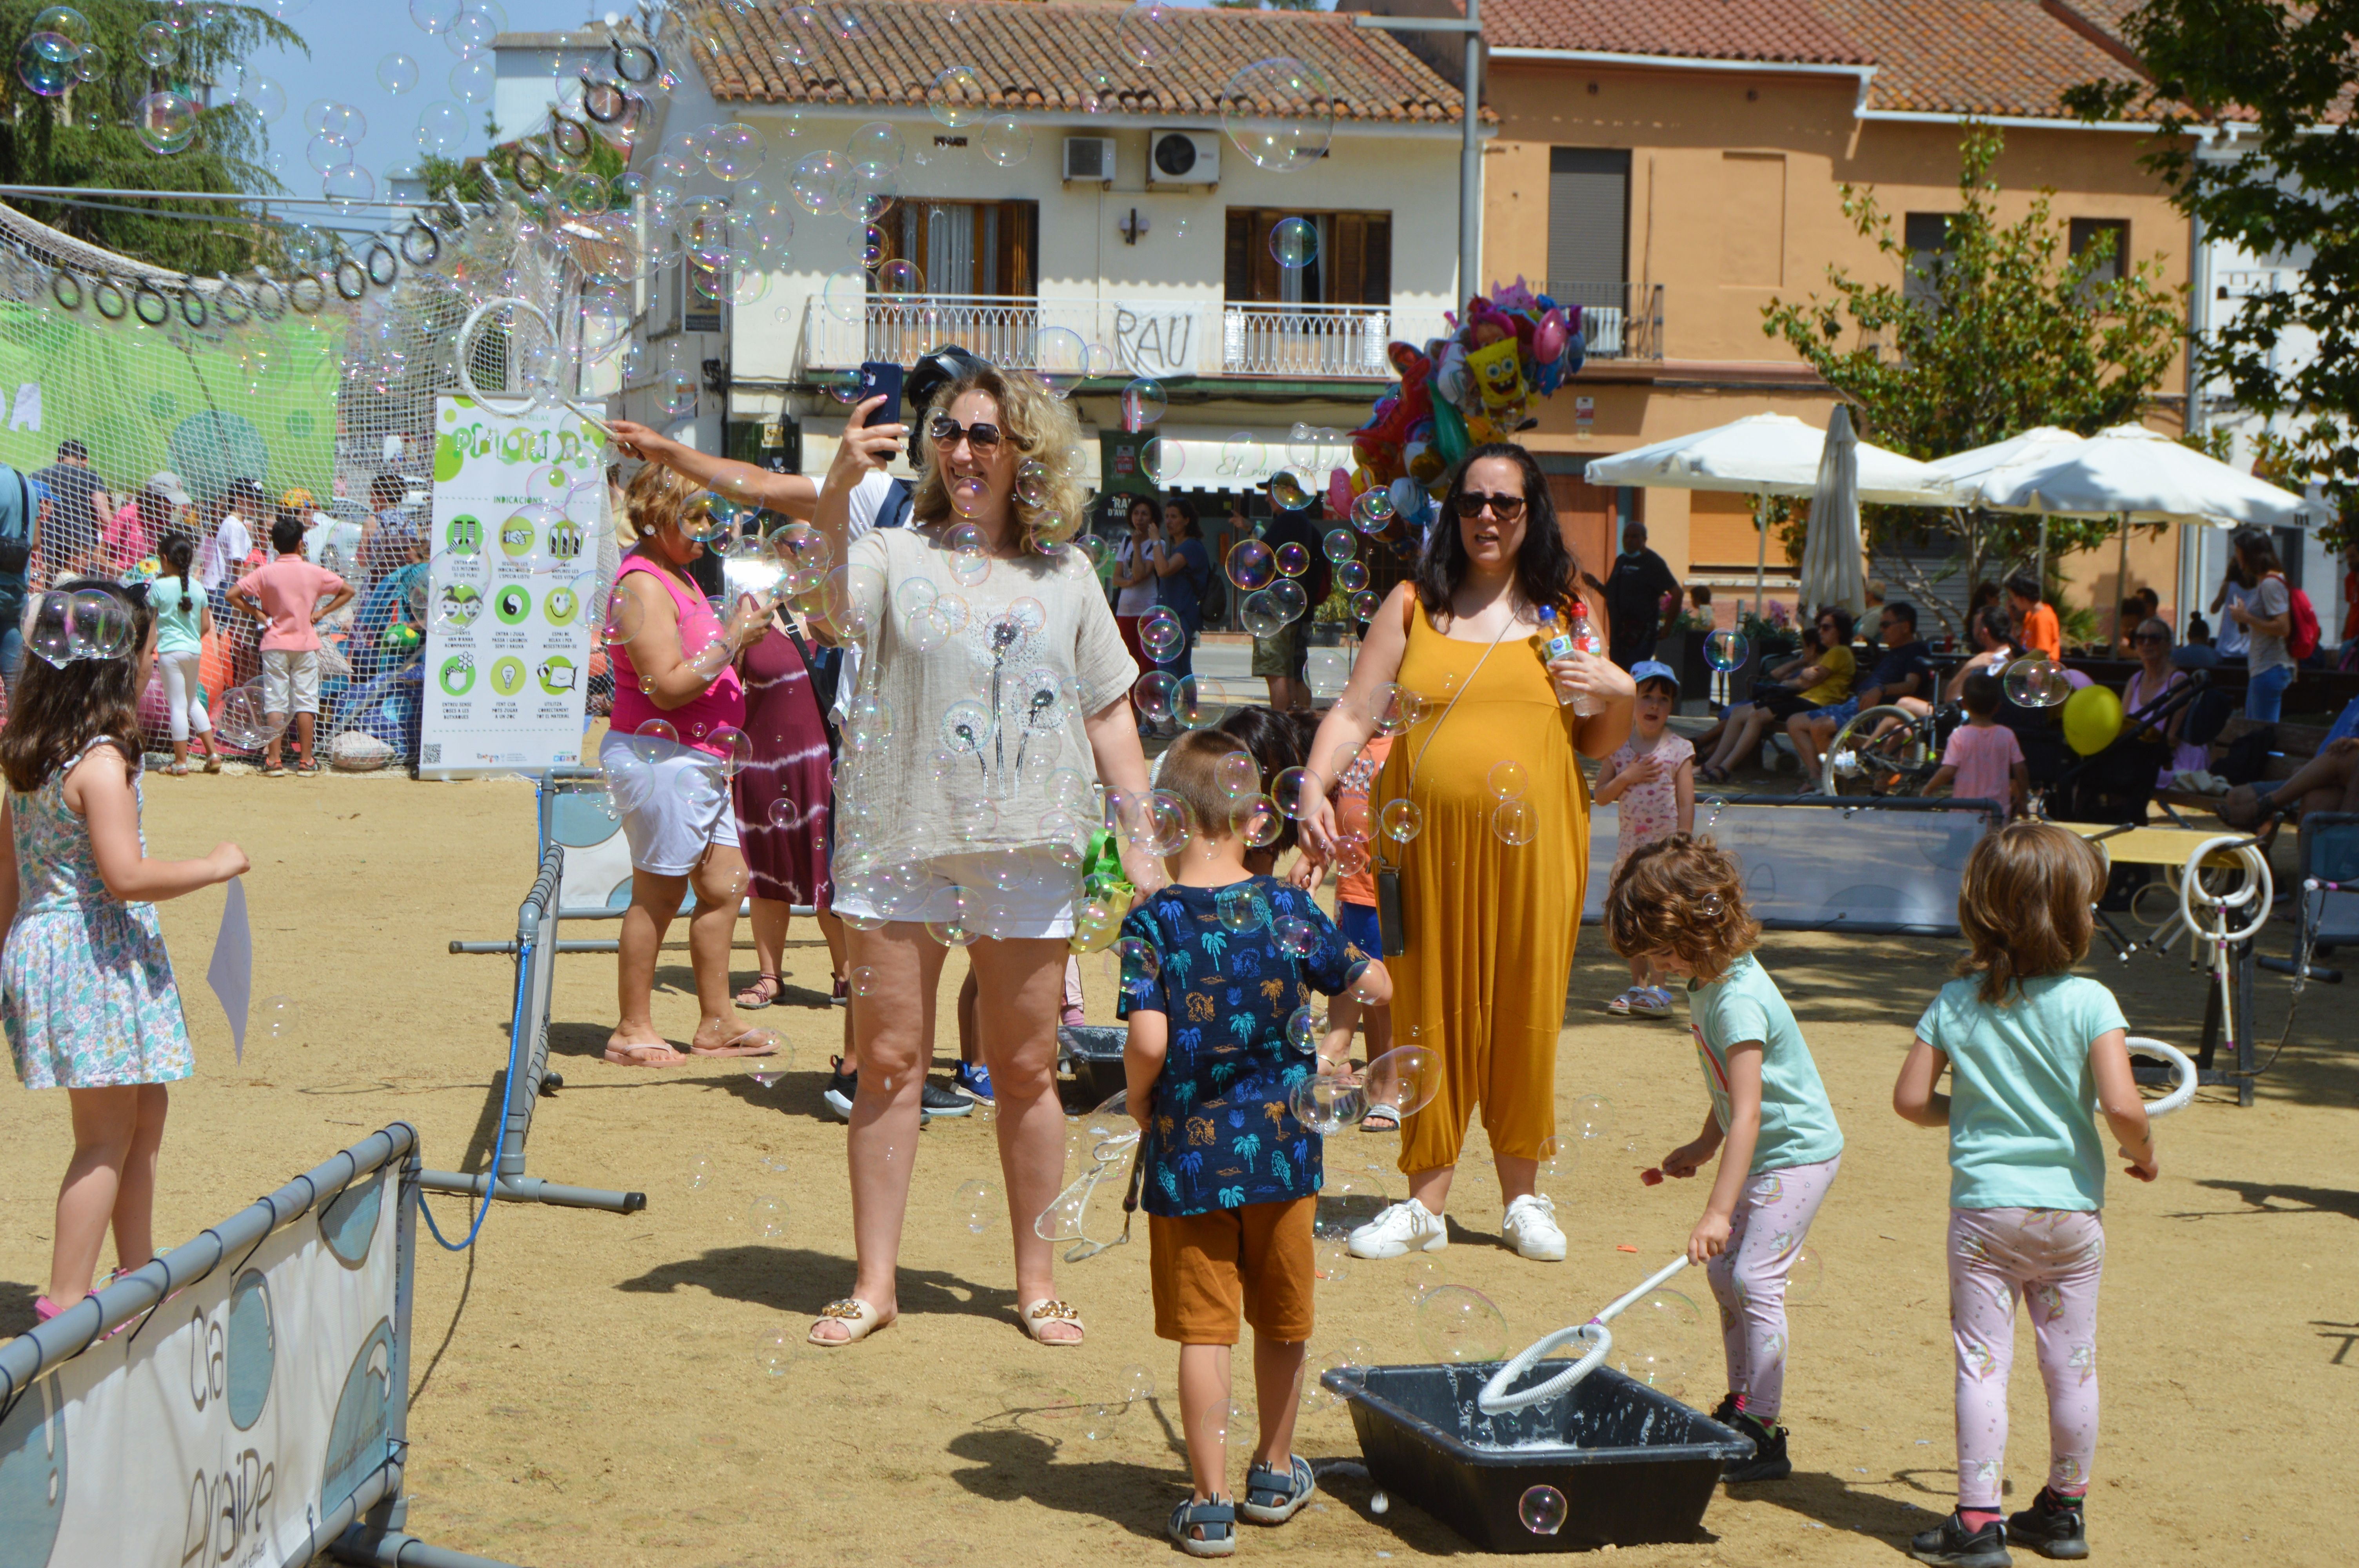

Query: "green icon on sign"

xmin=491 ymin=657 xmax=526 ymax=696
xmin=544 ymin=586 xmax=580 ymax=626
xmin=438 ymin=655 xmax=475 ymax=696
xmin=439 ymin=584 xmax=482 ymax=628
xmin=447 ymin=515 xmax=483 ymax=555
xmin=494 ymin=584 xmax=531 ymax=624
xmin=538 ymin=656 xmax=578 ymax=695
xmin=500 ymin=512 xmax=533 ymax=557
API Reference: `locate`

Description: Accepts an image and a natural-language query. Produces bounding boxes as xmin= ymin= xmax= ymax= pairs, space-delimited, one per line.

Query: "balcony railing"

xmin=1543 ymin=281 xmax=1665 ymax=361
xmin=800 ymin=294 xmax=1427 ymax=381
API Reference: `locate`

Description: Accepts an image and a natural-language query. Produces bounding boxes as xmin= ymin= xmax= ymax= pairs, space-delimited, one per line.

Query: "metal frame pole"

xmin=1460 ymin=0 xmax=1484 ymax=306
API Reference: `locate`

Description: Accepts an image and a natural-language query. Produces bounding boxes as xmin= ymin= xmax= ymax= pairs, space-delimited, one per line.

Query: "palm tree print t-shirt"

xmin=1118 ymin=875 xmax=1368 ymax=1217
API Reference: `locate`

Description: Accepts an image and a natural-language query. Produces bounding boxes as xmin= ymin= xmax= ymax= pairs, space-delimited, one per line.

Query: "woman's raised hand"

xmin=605 ymin=419 xmax=673 ymax=464
xmin=831 ymin=396 xmax=906 ymax=483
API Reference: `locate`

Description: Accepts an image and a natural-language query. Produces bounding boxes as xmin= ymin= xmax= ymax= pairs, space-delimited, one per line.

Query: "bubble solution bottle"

xmin=1537 ymin=603 xmax=1604 ymax=714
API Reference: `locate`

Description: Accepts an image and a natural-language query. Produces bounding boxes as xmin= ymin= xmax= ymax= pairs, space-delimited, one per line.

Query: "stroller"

xmin=2045 ymin=668 xmax=2220 ymax=827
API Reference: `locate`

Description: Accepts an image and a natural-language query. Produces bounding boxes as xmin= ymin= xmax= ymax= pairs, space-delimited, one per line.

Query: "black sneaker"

xmin=1909 ymin=1512 xmax=2013 ymax=1567
xmin=1721 ymin=1408 xmax=1792 ymax=1483
xmin=823 ymin=1058 xmax=857 ymax=1121
xmin=1709 ymin=1392 xmax=1740 ymax=1426
xmin=920 ymin=1080 xmax=974 ymax=1118
xmin=2005 ymin=1488 xmax=2087 ymax=1560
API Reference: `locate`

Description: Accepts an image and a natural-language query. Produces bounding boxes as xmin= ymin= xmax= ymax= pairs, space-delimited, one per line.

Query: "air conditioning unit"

xmin=1148 ymin=129 xmax=1219 ymax=188
xmin=1063 ymin=135 xmax=1116 ymax=185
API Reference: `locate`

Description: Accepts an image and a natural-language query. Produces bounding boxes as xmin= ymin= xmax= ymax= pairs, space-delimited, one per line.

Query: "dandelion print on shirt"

xmin=1118 ymin=875 xmax=1368 ymax=1218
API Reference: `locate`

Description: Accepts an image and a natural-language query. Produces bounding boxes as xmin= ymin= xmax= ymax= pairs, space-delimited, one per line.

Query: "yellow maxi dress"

xmin=1378 ymin=604 xmax=1588 ymax=1172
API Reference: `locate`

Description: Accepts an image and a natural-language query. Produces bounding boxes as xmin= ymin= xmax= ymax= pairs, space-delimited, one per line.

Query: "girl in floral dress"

xmin=2 ymin=581 xmax=247 ymax=1321
xmin=1594 ymin=661 xmax=1695 ymax=1018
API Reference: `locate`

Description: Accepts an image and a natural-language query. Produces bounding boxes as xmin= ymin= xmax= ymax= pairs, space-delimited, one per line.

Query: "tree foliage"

xmin=2064 ymin=1 xmax=2359 ymax=551
xmin=1761 ymin=127 xmax=2186 ymax=613
xmin=0 ymin=2 xmax=303 ymax=275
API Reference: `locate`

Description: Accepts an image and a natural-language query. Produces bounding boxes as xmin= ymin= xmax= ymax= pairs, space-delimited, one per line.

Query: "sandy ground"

xmin=1 ymin=769 xmax=2353 ymax=1568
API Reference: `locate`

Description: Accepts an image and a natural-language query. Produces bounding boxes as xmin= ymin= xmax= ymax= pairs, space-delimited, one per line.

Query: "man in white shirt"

xmin=196 ymin=477 xmax=265 ymax=590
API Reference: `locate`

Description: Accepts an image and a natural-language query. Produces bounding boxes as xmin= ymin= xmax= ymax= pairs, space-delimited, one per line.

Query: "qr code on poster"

xmin=423 ymin=744 xmax=441 ymax=764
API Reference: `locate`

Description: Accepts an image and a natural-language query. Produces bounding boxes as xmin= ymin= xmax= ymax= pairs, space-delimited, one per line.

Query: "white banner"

xmin=0 ymin=1164 xmax=401 ymax=1568
xmin=419 ymin=395 xmax=606 ymax=777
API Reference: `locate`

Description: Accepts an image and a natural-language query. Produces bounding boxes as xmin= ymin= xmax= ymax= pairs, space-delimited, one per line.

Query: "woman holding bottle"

xmin=1298 ymin=443 xmax=1635 ymax=1265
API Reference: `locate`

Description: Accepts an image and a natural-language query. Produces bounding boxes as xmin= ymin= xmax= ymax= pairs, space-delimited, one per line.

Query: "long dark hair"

xmin=1414 ymin=443 xmax=1577 ymax=621
xmin=2232 ymin=526 xmax=2282 ymax=579
xmin=0 ymin=579 xmax=156 ymax=793
xmin=1217 ymin=704 xmax=1320 ymax=857
xmin=160 ymin=531 xmax=194 ymax=590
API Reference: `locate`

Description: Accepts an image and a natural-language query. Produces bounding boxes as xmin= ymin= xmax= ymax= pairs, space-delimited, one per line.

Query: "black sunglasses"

xmin=2133 ymin=631 xmax=2167 ymax=644
xmin=1453 ymin=490 xmax=1527 ymax=521
xmin=929 ymin=413 xmax=1003 ymax=452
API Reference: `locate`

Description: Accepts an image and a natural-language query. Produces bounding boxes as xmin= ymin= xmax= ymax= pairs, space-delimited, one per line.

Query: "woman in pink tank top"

xmin=600 ymin=467 xmax=775 ymax=1067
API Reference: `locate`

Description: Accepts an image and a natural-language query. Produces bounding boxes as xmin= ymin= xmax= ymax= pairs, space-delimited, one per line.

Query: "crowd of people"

xmin=4 ymin=374 xmax=2343 ymax=1566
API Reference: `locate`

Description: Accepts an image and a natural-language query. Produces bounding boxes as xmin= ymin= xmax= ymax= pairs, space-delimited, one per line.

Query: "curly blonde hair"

xmin=1602 ymin=835 xmax=1763 ymax=984
xmin=1955 ymin=820 xmax=2102 ymax=1004
xmin=620 ymin=462 xmax=709 ymax=545
xmin=909 ymin=362 xmax=1085 ymax=551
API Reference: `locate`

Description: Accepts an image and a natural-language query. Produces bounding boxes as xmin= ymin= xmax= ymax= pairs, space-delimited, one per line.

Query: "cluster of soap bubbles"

xmin=15 ymin=5 xmax=221 ymax=156
xmin=1286 ymin=1045 xmax=1444 ymax=1136
xmin=25 ymin=586 xmax=139 ymax=668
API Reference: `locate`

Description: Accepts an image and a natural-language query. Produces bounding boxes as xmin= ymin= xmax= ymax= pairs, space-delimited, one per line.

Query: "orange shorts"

xmin=1149 ymin=1196 xmax=1316 ymax=1346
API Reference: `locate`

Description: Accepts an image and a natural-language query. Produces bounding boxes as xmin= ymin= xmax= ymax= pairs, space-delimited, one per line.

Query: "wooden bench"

xmin=2155 ymin=715 xmax=2328 ymax=814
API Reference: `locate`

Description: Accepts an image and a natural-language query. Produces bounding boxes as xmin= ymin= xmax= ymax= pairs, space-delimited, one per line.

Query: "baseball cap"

xmin=147 ymin=472 xmax=191 ymax=508
xmin=1630 ymin=659 xmax=1680 ymax=693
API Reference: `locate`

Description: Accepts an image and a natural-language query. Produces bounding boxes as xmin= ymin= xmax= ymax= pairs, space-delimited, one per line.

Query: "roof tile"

xmin=1482 ymin=0 xmax=1870 ymax=64
xmin=678 ymin=0 xmax=1479 ymax=125
xmin=1810 ymin=0 xmax=2147 ymax=117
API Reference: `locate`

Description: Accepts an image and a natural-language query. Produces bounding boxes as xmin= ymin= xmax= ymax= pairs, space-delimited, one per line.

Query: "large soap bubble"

xmin=1416 ymin=1284 xmax=1509 ymax=1363
xmin=1220 ymin=58 xmax=1335 ymax=174
xmin=2003 ymin=656 xmax=2070 ymax=709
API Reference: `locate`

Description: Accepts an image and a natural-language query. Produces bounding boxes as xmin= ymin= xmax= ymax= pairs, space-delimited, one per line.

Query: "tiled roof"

xmin=679 ymin=0 xmax=1479 ymax=125
xmin=1481 ymin=0 xmax=1870 ymax=64
xmin=1810 ymin=0 xmax=2147 ymax=117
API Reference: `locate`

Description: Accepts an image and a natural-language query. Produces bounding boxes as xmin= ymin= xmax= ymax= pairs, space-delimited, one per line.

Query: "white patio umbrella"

xmin=1585 ymin=412 xmax=1959 ymax=612
xmin=1797 ymin=404 xmax=1866 ymax=619
xmin=1921 ymin=426 xmax=2088 ymax=610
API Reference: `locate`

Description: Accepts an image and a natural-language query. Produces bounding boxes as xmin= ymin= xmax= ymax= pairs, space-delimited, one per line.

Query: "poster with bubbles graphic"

xmin=0 ymin=1161 xmax=400 ymax=1568
xmin=419 ymin=395 xmax=608 ymax=778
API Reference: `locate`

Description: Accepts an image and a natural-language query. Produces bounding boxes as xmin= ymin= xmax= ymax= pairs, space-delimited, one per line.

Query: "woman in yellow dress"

xmin=1299 ymin=443 xmax=1634 ymax=1263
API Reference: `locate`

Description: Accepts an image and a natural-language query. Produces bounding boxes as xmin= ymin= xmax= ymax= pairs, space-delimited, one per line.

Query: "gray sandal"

xmin=1169 ymin=1495 xmax=1237 ymax=1557
xmin=1241 ymin=1455 xmax=1316 ymax=1524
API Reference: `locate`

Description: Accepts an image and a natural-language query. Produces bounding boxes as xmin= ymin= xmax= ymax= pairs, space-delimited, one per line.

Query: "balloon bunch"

xmin=1342 ymin=279 xmax=1586 ymax=536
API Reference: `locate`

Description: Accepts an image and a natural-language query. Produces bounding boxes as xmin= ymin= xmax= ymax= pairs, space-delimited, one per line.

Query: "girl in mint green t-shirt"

xmin=1604 ymin=835 xmax=1842 ymax=1487
xmin=1893 ymin=822 xmax=2158 ymax=1567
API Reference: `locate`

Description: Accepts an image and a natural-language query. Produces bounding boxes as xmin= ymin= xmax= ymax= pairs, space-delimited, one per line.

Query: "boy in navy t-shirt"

xmin=1121 ymin=728 xmax=1390 ymax=1555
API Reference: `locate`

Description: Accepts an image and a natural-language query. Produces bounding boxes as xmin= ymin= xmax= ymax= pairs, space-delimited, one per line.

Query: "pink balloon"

xmin=1327 ymin=468 xmax=1354 ymax=517
xmin=1534 ymin=309 xmax=1568 ymax=365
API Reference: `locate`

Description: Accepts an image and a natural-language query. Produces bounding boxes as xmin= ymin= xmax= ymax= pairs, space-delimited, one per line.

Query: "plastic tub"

xmin=1321 ymin=1361 xmax=1752 ymax=1552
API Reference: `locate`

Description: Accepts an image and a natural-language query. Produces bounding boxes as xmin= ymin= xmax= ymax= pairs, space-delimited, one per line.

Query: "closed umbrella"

xmin=1585 ymin=412 xmax=1958 ymax=612
xmin=1797 ymin=404 xmax=1865 ymax=619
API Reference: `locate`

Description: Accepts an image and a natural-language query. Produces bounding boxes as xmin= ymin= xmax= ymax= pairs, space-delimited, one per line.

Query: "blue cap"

xmin=1630 ymin=659 xmax=1680 ymax=692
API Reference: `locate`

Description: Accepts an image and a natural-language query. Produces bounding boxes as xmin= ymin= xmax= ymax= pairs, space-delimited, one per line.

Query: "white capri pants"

xmin=158 ymin=650 xmax=211 ymax=742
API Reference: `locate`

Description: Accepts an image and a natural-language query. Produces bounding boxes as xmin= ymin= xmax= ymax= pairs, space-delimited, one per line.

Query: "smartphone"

xmin=855 ymin=359 xmax=904 ymax=422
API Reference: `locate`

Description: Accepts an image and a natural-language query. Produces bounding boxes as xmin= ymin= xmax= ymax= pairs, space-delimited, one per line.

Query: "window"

xmin=1225 ymin=209 xmax=1391 ymax=307
xmin=875 ymin=200 xmax=1039 ymax=296
xmin=2068 ymin=218 xmax=2129 ymax=285
xmin=1547 ymin=148 xmax=1628 ymax=290
xmin=1903 ymin=212 xmax=1957 ymax=306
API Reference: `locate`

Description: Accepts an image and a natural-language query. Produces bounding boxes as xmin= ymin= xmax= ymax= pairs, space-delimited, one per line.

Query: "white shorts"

xmin=598 ymin=729 xmax=741 ymax=876
xmin=832 ymin=846 xmax=1081 ymax=939
xmin=261 ymin=649 xmax=321 ymax=716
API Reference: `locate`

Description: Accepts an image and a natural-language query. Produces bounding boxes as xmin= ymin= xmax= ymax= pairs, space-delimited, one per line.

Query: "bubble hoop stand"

xmin=1474 ymin=1255 xmax=1691 ymax=1417
xmin=453 ymin=293 xmax=620 ymax=440
xmin=2097 ymin=830 xmax=2275 ymax=1106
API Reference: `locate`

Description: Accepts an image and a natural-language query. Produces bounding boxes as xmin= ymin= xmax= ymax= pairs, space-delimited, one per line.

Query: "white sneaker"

xmin=1503 ymin=1194 xmax=1567 ymax=1261
xmin=1347 ymin=1198 xmax=1448 ymax=1259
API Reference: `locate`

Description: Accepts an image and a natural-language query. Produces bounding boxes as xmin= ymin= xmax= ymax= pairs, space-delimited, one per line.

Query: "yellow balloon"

xmin=2062 ymin=682 xmax=2123 ymax=756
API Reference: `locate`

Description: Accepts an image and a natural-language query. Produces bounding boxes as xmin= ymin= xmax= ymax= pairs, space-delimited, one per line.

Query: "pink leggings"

xmin=1703 ymin=1154 xmax=1839 ymax=1423
xmin=1948 ymin=1207 xmax=2105 ymax=1510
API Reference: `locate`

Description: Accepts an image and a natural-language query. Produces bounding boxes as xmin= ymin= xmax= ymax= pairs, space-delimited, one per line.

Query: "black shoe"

xmin=822 ymin=1058 xmax=857 ymax=1120
xmin=1709 ymin=1392 xmax=1739 ymax=1426
xmin=1909 ymin=1512 xmax=2013 ymax=1567
xmin=2006 ymin=1488 xmax=2087 ymax=1560
xmin=1720 ymin=1408 xmax=1792 ymax=1483
xmin=920 ymin=1080 xmax=974 ymax=1118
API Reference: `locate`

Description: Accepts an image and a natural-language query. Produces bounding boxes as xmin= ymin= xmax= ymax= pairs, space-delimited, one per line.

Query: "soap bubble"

xmin=1274 ymin=542 xmax=1309 ymax=578
xmin=1352 ymin=488 xmax=1397 ymax=534
xmin=256 ymin=995 xmax=300 ymax=1044
xmin=929 ymin=63 xmax=985 ymax=127
xmin=1033 ymin=326 xmax=1089 ymax=395
xmin=630 ymin=718 xmax=679 ymax=762
xmin=133 ymin=18 xmax=174 ymax=67
xmin=1215 ymin=884 xmax=1269 ymax=934
xmin=1140 ymin=435 xmax=1182 ymax=486
xmin=1220 ymin=57 xmax=1335 ymax=174
xmin=1120 ymin=378 xmax=1167 ymax=433
xmin=748 ymin=1195 xmax=789 ymax=1240
xmin=1786 ymin=1241 xmax=1824 ymax=1303
xmin=2003 ymin=656 xmax=2070 ymax=708
xmin=756 ymin=1328 xmax=797 ymax=1375
xmin=1140 ymin=606 xmax=1184 ymax=662
xmin=1363 ymin=1045 xmax=1444 ymax=1117
xmin=1116 ymin=0 xmax=1179 ymax=68
xmin=1233 ymin=795 xmax=1281 ymax=848
xmin=1270 ymin=216 xmax=1318 ymax=269
xmin=1290 ymin=1074 xmax=1364 ymax=1135
xmin=687 ymin=1154 xmax=714 ymax=1190
xmin=1274 ymin=915 xmax=1316 ymax=956
xmin=955 ymin=1178 xmax=1000 ymax=1234
xmin=1133 ymin=670 xmax=1178 ymax=722
xmin=980 ymin=114 xmax=1030 ymax=167
xmin=1227 ymin=538 xmax=1276 ymax=591
xmin=1492 ymin=799 xmax=1538 ymax=846
xmin=1217 ymin=750 xmax=1261 ymax=799
xmin=1705 ymin=628 xmax=1749 ymax=672
xmin=1143 ymin=789 xmax=1192 ymax=855
xmin=1285 ymin=1003 xmax=1326 ymax=1052
xmin=1272 ymin=766 xmax=1315 ymax=819
xmin=1571 ymin=1093 xmax=1614 ymax=1140
xmin=705 ymin=726 xmax=756 ymax=780
xmin=133 ymin=91 xmax=198 ymax=155
xmin=847 ymin=118 xmax=905 ymax=177
xmin=1172 ymin=674 xmax=1226 ymax=730
xmin=706 ymin=121 xmax=767 ymax=180
xmin=378 ymin=52 xmax=419 ymax=93
xmin=1270 ymin=468 xmax=1314 ymax=510
xmin=1488 ymin=759 xmax=1529 ymax=801
xmin=1416 ymin=1285 xmax=1509 ymax=1363
xmin=1239 ymin=591 xmax=1285 ymax=638
xmin=1379 ymin=799 xmax=1423 ymax=843
xmin=1519 ymin=1485 xmax=1568 ymax=1535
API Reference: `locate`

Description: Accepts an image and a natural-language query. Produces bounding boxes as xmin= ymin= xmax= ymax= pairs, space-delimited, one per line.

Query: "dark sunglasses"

xmin=2133 ymin=631 xmax=2167 ymax=644
xmin=928 ymin=413 xmax=1003 ymax=452
xmin=1453 ymin=490 xmax=1527 ymax=521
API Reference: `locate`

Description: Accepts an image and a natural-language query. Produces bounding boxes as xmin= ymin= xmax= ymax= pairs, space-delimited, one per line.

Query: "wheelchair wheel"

xmin=1822 ymin=705 xmax=1937 ymax=797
